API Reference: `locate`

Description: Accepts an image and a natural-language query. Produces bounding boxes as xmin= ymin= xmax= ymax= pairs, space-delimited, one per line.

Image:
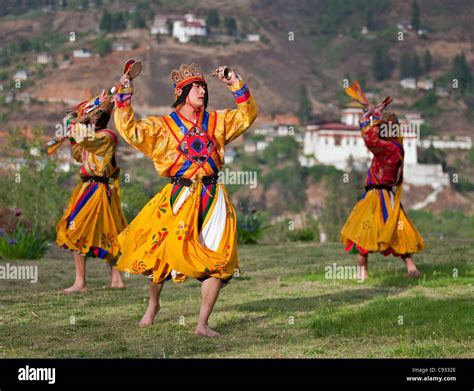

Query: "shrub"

xmin=0 ymin=226 xmax=48 ymax=260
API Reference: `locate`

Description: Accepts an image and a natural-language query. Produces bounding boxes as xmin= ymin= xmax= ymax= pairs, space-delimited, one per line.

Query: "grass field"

xmin=1 ymin=239 xmax=473 ymax=358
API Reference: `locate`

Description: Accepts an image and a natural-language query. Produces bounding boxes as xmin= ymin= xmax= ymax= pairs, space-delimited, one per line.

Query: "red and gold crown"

xmin=171 ymin=63 xmax=205 ymax=92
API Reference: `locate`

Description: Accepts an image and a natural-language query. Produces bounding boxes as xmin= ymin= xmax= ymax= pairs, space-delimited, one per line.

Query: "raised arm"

xmin=359 ymin=105 xmax=396 ymax=156
xmin=213 ymin=67 xmax=258 ymax=145
xmin=113 ymin=77 xmax=164 ymax=160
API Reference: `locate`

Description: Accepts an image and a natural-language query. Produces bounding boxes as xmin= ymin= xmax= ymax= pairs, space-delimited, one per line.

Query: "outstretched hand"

xmin=118 ymin=73 xmax=132 ymax=89
xmin=213 ymin=66 xmax=239 ymax=85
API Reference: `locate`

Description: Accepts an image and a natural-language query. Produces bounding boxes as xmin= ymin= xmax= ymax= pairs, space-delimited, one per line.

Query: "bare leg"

xmin=356 ymin=253 xmax=369 ymax=280
xmin=62 ymin=252 xmax=88 ymax=294
xmin=195 ymin=277 xmax=223 ymax=337
xmin=110 ymin=265 xmax=125 ymax=289
xmin=139 ymin=281 xmax=165 ymax=328
xmin=402 ymin=254 xmax=421 ymax=278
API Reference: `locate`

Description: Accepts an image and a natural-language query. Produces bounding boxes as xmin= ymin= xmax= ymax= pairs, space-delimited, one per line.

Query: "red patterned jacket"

xmin=359 ymin=114 xmax=404 ymax=187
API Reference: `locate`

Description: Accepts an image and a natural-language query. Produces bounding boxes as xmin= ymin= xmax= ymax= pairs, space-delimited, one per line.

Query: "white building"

xmin=151 ymin=15 xmax=170 ymax=35
xmin=417 ymin=78 xmax=434 ymax=90
xmin=73 ymin=49 xmax=92 ymax=58
xmin=301 ymin=107 xmax=449 ymax=187
xmin=37 ymin=53 xmax=52 ymax=64
xmin=400 ymin=78 xmax=417 ymax=90
xmin=246 ymin=34 xmax=261 ymax=42
xmin=112 ymin=42 xmax=133 ymax=51
xmin=418 ymin=136 xmax=472 ymax=150
xmin=172 ymin=14 xmax=207 ymax=43
xmin=13 ymin=70 xmax=29 ymax=80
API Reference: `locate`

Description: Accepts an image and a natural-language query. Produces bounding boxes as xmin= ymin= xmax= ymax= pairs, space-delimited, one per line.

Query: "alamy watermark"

xmin=218 ymin=168 xmax=257 ymax=189
xmin=0 ymin=263 xmax=38 ymax=283
xmin=325 ymin=263 xmax=365 ymax=283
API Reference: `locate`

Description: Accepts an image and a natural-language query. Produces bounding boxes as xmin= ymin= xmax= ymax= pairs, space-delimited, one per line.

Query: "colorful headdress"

xmin=344 ymin=80 xmax=369 ymax=108
xmin=170 ymin=63 xmax=205 ymax=95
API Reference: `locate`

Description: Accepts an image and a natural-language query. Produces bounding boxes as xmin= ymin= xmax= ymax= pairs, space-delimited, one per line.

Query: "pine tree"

xmin=423 ymin=49 xmax=432 ymax=74
xmin=452 ymin=52 xmax=472 ymax=95
xmin=206 ymin=10 xmax=220 ymax=31
xmin=372 ymin=45 xmax=393 ymax=81
xmin=412 ymin=52 xmax=421 ymax=79
xmin=297 ymin=84 xmax=312 ymax=124
xmin=400 ymin=52 xmax=412 ymax=79
xmin=411 ymin=0 xmax=421 ymax=30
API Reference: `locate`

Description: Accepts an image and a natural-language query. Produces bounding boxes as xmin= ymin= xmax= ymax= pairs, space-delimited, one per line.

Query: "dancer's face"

xmin=185 ymin=82 xmax=207 ymax=110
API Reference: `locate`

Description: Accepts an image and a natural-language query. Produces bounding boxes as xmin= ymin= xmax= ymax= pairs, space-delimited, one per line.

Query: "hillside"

xmin=0 ymin=0 xmax=473 ymax=134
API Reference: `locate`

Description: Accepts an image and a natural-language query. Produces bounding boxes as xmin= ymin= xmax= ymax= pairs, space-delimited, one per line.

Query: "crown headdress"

xmin=170 ymin=63 xmax=205 ymax=92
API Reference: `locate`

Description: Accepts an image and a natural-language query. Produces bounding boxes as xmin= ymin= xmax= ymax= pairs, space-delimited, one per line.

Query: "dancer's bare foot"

xmin=61 ymin=285 xmax=88 ymax=294
xmin=139 ymin=303 xmax=160 ymax=328
xmin=111 ymin=280 xmax=125 ymax=289
xmin=406 ymin=269 xmax=421 ymax=278
xmin=195 ymin=324 xmax=221 ymax=337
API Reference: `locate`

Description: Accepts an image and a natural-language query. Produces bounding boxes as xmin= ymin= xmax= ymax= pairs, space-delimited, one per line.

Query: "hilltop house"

xmin=172 ymin=14 xmax=207 ymax=43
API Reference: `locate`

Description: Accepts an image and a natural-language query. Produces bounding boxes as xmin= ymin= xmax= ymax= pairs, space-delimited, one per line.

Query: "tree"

xmin=224 ymin=17 xmax=237 ymax=36
xmin=400 ymin=52 xmax=412 ymax=79
xmin=452 ymin=52 xmax=472 ymax=95
xmin=94 ymin=35 xmax=112 ymax=57
xmin=412 ymin=52 xmax=421 ymax=79
xmin=131 ymin=12 xmax=146 ymax=28
xmin=365 ymin=7 xmax=375 ymax=31
xmin=297 ymin=84 xmax=312 ymax=124
xmin=206 ymin=10 xmax=220 ymax=31
xmin=423 ymin=49 xmax=432 ymax=74
xmin=411 ymin=0 xmax=421 ymax=30
xmin=372 ymin=45 xmax=393 ymax=81
xmin=99 ymin=10 xmax=112 ymax=32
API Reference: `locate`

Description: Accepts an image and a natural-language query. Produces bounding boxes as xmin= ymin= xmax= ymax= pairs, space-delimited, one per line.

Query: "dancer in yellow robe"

xmin=340 ymin=101 xmax=425 ymax=279
xmin=113 ymin=63 xmax=258 ymax=336
xmin=56 ymin=102 xmax=127 ymax=293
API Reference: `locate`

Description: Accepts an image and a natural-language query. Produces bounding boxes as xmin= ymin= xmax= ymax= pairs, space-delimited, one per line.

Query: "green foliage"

xmin=409 ymin=209 xmax=474 ymax=239
xmin=93 ymin=35 xmax=113 ymax=57
xmin=423 ymin=49 xmax=432 ymax=74
xmin=130 ymin=11 xmax=146 ymax=29
xmin=372 ymin=45 xmax=394 ymax=81
xmin=99 ymin=10 xmax=128 ymax=33
xmin=262 ymin=165 xmax=307 ymax=213
xmin=451 ymin=52 xmax=472 ymax=96
xmin=1 ymin=159 xmax=71 ymax=239
xmin=262 ymin=136 xmax=299 ymax=166
xmin=206 ymin=9 xmax=220 ymax=30
xmin=411 ymin=0 xmax=421 ymax=31
xmin=287 ymin=227 xmax=316 ymax=242
xmin=414 ymin=91 xmax=439 ymax=117
xmin=452 ymin=176 xmax=474 ymax=194
xmin=120 ymin=181 xmax=151 ymax=222
xmin=320 ymin=167 xmax=365 ymax=242
xmin=400 ymin=51 xmax=421 ymax=79
xmin=306 ymin=164 xmax=341 ymax=182
xmin=224 ymin=16 xmax=238 ymax=36
xmin=0 ymin=226 xmax=48 ymax=260
xmin=297 ymin=84 xmax=312 ymax=124
xmin=236 ymin=201 xmax=267 ymax=244
xmin=417 ymin=144 xmax=445 ymax=164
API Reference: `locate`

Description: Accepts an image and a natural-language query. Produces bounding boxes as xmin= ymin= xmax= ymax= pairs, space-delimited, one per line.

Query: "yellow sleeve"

xmin=113 ymin=105 xmax=163 ymax=159
xmin=69 ymin=139 xmax=83 ymax=163
xmin=216 ymin=77 xmax=258 ymax=145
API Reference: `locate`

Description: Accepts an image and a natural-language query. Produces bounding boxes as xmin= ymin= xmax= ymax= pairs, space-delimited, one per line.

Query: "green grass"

xmin=0 ymin=239 xmax=473 ymax=358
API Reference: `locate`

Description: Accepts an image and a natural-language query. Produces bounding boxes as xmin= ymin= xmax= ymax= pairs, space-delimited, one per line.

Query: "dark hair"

xmin=172 ymin=81 xmax=208 ymax=110
xmin=94 ymin=111 xmax=111 ymax=130
xmin=83 ymin=111 xmax=111 ymax=130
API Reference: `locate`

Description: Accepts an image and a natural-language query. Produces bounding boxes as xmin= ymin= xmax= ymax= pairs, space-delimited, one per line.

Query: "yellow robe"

xmin=56 ymin=127 xmax=127 ymax=261
xmin=113 ymin=78 xmax=258 ymax=283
